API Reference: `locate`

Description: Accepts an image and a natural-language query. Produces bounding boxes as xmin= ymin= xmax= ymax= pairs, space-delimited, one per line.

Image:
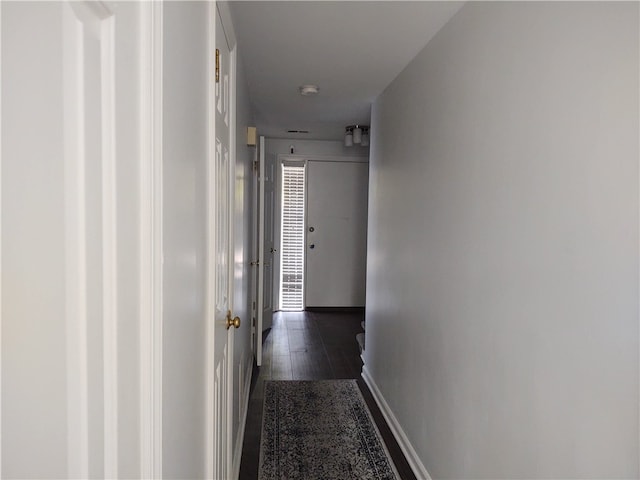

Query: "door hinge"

xmin=252 ymin=301 xmax=256 ymax=311
xmin=253 ymin=160 xmax=259 ymax=172
xmin=252 ymin=316 xmax=255 ymax=327
xmin=215 ymin=49 xmax=220 ymax=83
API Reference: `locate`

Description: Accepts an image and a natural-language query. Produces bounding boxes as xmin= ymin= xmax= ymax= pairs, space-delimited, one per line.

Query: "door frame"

xmin=250 ymin=145 xmax=259 ymax=360
xmin=139 ymin=1 xmax=164 ymax=478
xmin=256 ymin=137 xmax=264 ymax=364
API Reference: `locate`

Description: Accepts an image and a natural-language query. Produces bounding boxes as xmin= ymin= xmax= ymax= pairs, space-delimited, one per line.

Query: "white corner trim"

xmin=361 ymin=366 xmax=433 ymax=480
xmin=139 ymin=2 xmax=163 ymax=479
xmin=232 ymin=355 xmax=253 ymax=479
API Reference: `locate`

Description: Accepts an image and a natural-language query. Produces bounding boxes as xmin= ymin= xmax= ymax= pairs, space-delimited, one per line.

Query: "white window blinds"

xmin=279 ymin=164 xmax=306 ymax=311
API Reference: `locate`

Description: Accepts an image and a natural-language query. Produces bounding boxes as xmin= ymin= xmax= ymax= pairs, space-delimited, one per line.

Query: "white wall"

xmin=364 ymin=2 xmax=639 ymax=478
xmin=231 ymin=52 xmax=255 ymax=467
xmin=162 ymin=2 xmax=208 ymax=477
xmin=2 ymin=4 xmax=67 ymax=476
xmin=162 ymin=4 xmax=256 ymax=476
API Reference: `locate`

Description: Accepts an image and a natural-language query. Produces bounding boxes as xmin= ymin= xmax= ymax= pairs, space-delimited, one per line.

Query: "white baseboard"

xmin=361 ymin=365 xmax=433 ymax=480
xmin=232 ymin=355 xmax=253 ymax=479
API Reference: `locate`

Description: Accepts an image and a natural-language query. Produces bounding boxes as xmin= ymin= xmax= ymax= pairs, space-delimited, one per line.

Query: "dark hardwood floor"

xmin=238 ymin=310 xmax=418 ymax=480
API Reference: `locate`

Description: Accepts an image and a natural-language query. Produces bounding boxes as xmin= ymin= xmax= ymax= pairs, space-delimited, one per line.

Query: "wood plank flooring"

xmin=238 ymin=310 xmax=418 ymax=480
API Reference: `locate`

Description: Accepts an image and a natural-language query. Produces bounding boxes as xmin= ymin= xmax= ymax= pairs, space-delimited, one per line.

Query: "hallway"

xmin=1 ymin=2 xmax=638 ymax=478
xmin=238 ymin=311 xmax=416 ymax=480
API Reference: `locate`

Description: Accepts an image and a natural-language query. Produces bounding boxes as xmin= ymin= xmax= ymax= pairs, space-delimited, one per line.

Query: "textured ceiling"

xmin=229 ymin=1 xmax=464 ymax=140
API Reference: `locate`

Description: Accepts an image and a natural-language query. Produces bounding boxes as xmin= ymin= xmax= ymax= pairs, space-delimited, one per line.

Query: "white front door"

xmin=1 ymin=1 xmax=141 ymax=477
xmin=256 ymin=136 xmax=275 ymax=365
xmin=306 ymin=161 xmax=369 ymax=307
xmin=207 ymin=4 xmax=237 ymax=479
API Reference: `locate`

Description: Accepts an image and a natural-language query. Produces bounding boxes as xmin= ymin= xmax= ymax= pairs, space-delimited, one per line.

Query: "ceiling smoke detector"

xmin=299 ymin=84 xmax=319 ymax=96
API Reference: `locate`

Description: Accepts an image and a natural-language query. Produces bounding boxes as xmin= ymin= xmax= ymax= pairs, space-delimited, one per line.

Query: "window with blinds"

xmin=279 ymin=164 xmax=306 ymax=311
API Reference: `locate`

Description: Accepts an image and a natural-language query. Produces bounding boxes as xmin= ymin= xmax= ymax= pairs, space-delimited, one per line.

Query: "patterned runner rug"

xmin=258 ymin=379 xmax=400 ymax=480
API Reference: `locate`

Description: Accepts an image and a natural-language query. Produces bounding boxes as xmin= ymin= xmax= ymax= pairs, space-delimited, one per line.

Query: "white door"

xmin=207 ymin=5 xmax=237 ymax=479
xmin=256 ymin=136 xmax=275 ymax=365
xmin=306 ymin=161 xmax=369 ymax=307
xmin=1 ymin=2 xmax=141 ymax=477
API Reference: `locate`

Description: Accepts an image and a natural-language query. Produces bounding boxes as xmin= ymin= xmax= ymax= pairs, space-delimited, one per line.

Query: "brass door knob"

xmin=226 ymin=311 xmax=241 ymax=330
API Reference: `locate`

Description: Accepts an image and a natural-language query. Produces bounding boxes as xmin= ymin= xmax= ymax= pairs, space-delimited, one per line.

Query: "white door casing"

xmin=256 ymin=136 xmax=275 ymax=366
xmin=250 ymin=146 xmax=259 ymax=359
xmin=139 ymin=1 xmax=163 ymax=478
xmin=264 ymin=152 xmax=276 ymax=328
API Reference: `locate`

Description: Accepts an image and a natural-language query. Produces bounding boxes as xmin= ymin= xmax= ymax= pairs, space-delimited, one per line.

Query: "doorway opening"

xmin=279 ymin=163 xmax=306 ymax=311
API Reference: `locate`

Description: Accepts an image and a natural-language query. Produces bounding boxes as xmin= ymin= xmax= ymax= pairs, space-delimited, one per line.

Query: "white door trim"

xmin=256 ymin=136 xmax=265 ymax=365
xmin=139 ymin=2 xmax=164 ymax=478
xmin=99 ymin=9 xmax=118 ymax=478
xmin=62 ymin=4 xmax=90 ymax=475
xmin=205 ymin=3 xmax=217 ymax=477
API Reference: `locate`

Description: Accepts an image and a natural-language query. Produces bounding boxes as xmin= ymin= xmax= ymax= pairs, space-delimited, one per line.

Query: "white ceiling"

xmin=228 ymin=1 xmax=464 ymax=140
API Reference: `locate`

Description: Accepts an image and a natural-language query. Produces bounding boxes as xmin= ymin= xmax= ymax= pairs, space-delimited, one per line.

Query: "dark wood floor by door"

xmin=238 ymin=310 xmax=417 ymax=480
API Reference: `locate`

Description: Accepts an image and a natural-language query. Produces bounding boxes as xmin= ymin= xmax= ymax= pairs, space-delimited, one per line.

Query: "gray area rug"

xmin=258 ymin=379 xmax=400 ymax=480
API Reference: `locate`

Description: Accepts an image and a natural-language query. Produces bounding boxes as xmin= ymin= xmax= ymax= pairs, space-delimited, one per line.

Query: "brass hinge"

xmin=215 ymin=49 xmax=220 ymax=83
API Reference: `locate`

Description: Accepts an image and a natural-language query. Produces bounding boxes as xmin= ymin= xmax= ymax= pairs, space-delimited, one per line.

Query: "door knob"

xmin=309 ymin=244 xmax=315 ymax=249
xmin=226 ymin=310 xmax=241 ymax=329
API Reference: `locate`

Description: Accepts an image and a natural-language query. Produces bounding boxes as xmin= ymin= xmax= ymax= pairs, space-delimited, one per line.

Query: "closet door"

xmin=1 ymin=2 xmax=142 ymax=477
xmin=305 ymin=161 xmax=369 ymax=308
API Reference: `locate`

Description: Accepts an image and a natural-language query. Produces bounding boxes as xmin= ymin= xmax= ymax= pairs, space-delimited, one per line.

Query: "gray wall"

xmin=162 ymin=3 xmax=256 ymax=477
xmin=364 ymin=2 xmax=639 ymax=478
xmin=162 ymin=2 xmax=208 ymax=477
